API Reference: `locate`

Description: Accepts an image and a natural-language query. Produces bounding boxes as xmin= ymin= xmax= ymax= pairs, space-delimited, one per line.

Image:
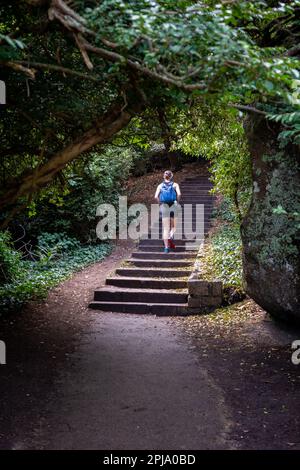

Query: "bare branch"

xmin=0 ymin=61 xmax=36 ymax=79
xmin=83 ymin=41 xmax=207 ymax=91
xmin=49 ymin=0 xmax=118 ymax=49
xmin=0 ymin=97 xmax=145 ymax=212
xmin=74 ymin=33 xmax=94 ymax=70
xmin=52 ymin=0 xmax=87 ymax=25
xmin=224 ymin=60 xmax=250 ymax=68
xmin=229 ymin=103 xmax=267 ymax=115
xmin=2 ymin=60 xmax=101 ymax=81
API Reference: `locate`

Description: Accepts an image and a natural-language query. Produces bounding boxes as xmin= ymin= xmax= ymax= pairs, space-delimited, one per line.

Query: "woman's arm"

xmin=154 ymin=183 xmax=161 ymax=203
xmin=174 ymin=183 xmax=181 ymax=201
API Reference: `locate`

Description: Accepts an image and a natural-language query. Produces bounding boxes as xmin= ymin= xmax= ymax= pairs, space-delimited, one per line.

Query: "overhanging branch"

xmin=1 ymin=60 xmax=102 ymax=81
xmin=0 ymin=97 xmax=145 ymax=212
xmin=229 ymin=103 xmax=267 ymax=115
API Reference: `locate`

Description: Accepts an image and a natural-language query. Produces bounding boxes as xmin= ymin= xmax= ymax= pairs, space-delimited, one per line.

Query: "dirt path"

xmin=0 ymin=241 xmax=229 ymax=450
xmin=1 ymin=241 xmax=300 ymax=450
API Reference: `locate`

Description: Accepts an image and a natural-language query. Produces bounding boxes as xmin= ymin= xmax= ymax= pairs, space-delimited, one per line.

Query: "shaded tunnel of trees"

xmin=0 ymin=0 xmax=299 ymax=322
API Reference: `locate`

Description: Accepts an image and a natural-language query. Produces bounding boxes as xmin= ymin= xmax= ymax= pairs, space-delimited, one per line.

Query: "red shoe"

xmin=168 ymin=238 xmax=176 ymax=250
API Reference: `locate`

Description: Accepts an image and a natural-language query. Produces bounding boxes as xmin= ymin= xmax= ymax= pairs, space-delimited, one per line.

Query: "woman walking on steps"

xmin=154 ymin=170 xmax=181 ymax=253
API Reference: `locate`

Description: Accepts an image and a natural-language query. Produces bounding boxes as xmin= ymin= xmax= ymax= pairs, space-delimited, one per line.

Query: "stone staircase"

xmin=89 ymin=175 xmax=215 ymax=315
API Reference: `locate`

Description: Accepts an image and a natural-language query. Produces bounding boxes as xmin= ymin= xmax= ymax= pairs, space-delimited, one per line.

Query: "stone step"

xmin=181 ymin=194 xmax=213 ymax=197
xmin=155 ymin=213 xmax=214 ymax=219
xmin=180 ymin=182 xmax=213 ymax=186
xmin=94 ymin=286 xmax=187 ymax=303
xmin=138 ymin=238 xmax=204 ymax=245
xmin=140 ymin=234 xmax=209 ymax=240
xmin=180 ymin=199 xmax=214 ymax=202
xmin=180 ymin=193 xmax=215 ymax=196
xmin=176 ymin=207 xmax=215 ymax=211
xmin=115 ymin=267 xmax=192 ymax=277
xmin=138 ymin=245 xmax=193 ymax=252
xmin=127 ymin=259 xmax=193 ymax=268
xmin=152 ymin=220 xmax=212 ymax=226
xmin=183 ymin=177 xmax=211 ymax=181
xmin=159 ymin=207 xmax=214 ymax=212
xmin=89 ymin=174 xmax=214 ymax=316
xmin=144 ymin=226 xmax=211 ymax=232
xmin=147 ymin=223 xmax=213 ymax=229
xmin=154 ymin=218 xmax=213 ymax=223
xmin=178 ymin=204 xmax=214 ymax=208
xmin=149 ymin=222 xmax=212 ymax=228
xmin=142 ymin=231 xmax=209 ymax=236
xmin=180 ymin=202 xmax=214 ymax=205
xmin=150 ymin=228 xmax=211 ymax=233
xmin=179 ymin=208 xmax=215 ymax=210
xmin=130 ymin=251 xmax=195 ymax=259
xmin=179 ymin=186 xmax=214 ymax=190
xmin=180 ymin=190 xmax=213 ymax=194
xmin=178 ymin=204 xmax=215 ymax=207
xmin=181 ymin=198 xmax=213 ymax=201
xmin=140 ymin=235 xmax=208 ymax=242
xmin=137 ymin=246 xmax=201 ymax=252
xmin=180 ymin=185 xmax=213 ymax=188
xmin=180 ymin=186 xmax=213 ymax=190
xmin=149 ymin=225 xmax=212 ymax=230
xmin=181 ymin=190 xmax=213 ymax=192
xmin=88 ymin=301 xmax=188 ymax=315
xmin=154 ymin=219 xmax=213 ymax=224
xmin=143 ymin=229 xmax=211 ymax=237
xmin=106 ymin=277 xmax=187 ymax=289
xmin=178 ymin=195 xmax=215 ymax=198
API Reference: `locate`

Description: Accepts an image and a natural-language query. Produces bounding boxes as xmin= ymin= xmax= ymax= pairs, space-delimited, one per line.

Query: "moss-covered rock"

xmin=242 ymin=116 xmax=300 ymax=323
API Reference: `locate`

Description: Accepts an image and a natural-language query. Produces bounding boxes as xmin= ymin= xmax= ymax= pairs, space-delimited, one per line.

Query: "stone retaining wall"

xmin=187 ymin=243 xmax=223 ymax=313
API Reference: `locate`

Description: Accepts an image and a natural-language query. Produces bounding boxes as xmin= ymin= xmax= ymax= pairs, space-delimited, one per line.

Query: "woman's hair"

xmin=164 ymin=170 xmax=173 ymax=180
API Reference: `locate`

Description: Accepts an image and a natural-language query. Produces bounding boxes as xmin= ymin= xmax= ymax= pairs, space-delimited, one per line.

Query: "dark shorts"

xmin=160 ymin=202 xmax=178 ymax=219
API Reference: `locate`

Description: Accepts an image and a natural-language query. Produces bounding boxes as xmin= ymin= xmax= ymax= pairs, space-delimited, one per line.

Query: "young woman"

xmin=154 ymin=170 xmax=181 ymax=253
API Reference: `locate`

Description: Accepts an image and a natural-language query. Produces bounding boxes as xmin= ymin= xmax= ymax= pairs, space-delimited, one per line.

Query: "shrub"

xmin=0 ymin=231 xmax=26 ymax=285
xmin=211 ymin=224 xmax=243 ymax=289
xmin=0 ymin=230 xmax=112 ymax=314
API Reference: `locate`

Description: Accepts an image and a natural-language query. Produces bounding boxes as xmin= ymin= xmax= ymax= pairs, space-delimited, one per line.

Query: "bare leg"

xmin=162 ymin=216 xmax=170 ymax=248
xmin=170 ymin=217 xmax=176 ymax=239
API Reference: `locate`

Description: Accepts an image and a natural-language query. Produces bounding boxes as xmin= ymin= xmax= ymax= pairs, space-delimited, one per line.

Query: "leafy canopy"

xmin=0 ymin=0 xmax=299 ymax=213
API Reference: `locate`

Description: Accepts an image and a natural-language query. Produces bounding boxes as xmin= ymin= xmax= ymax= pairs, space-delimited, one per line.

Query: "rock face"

xmin=241 ymin=116 xmax=300 ymax=323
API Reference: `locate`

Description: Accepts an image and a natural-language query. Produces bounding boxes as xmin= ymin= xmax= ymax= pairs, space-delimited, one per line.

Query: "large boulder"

xmin=241 ymin=116 xmax=300 ymax=323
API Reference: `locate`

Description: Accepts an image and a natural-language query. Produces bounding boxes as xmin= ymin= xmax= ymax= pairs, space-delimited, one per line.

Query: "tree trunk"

xmin=241 ymin=115 xmax=300 ymax=323
xmin=0 ymin=98 xmax=144 ymax=213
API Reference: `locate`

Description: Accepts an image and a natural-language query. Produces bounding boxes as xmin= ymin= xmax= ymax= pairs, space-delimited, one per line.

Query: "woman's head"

xmin=164 ymin=170 xmax=173 ymax=181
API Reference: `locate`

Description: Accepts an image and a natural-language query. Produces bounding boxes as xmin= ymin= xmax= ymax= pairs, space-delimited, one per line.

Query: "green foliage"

xmin=19 ymin=147 xmax=135 ymax=243
xmin=268 ymin=109 xmax=300 ymax=146
xmin=83 ymin=0 xmax=300 ymax=114
xmin=212 ymin=197 xmax=239 ymax=223
xmin=273 ymin=205 xmax=300 ymax=229
xmin=1 ymin=0 xmax=300 ymax=316
xmin=0 ymin=231 xmax=26 ymax=285
xmin=1 ymin=0 xmax=300 ymax=212
xmin=245 ymin=153 xmax=300 ymax=265
xmin=0 ymin=33 xmax=25 ymax=60
xmin=173 ymin=103 xmax=252 ymax=215
xmin=0 ymin=230 xmax=112 ymax=313
xmin=210 ymin=223 xmax=243 ymax=289
xmin=200 ymin=196 xmax=244 ymax=292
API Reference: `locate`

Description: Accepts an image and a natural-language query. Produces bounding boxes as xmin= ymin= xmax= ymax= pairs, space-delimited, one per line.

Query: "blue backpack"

xmin=159 ymin=181 xmax=177 ymax=203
